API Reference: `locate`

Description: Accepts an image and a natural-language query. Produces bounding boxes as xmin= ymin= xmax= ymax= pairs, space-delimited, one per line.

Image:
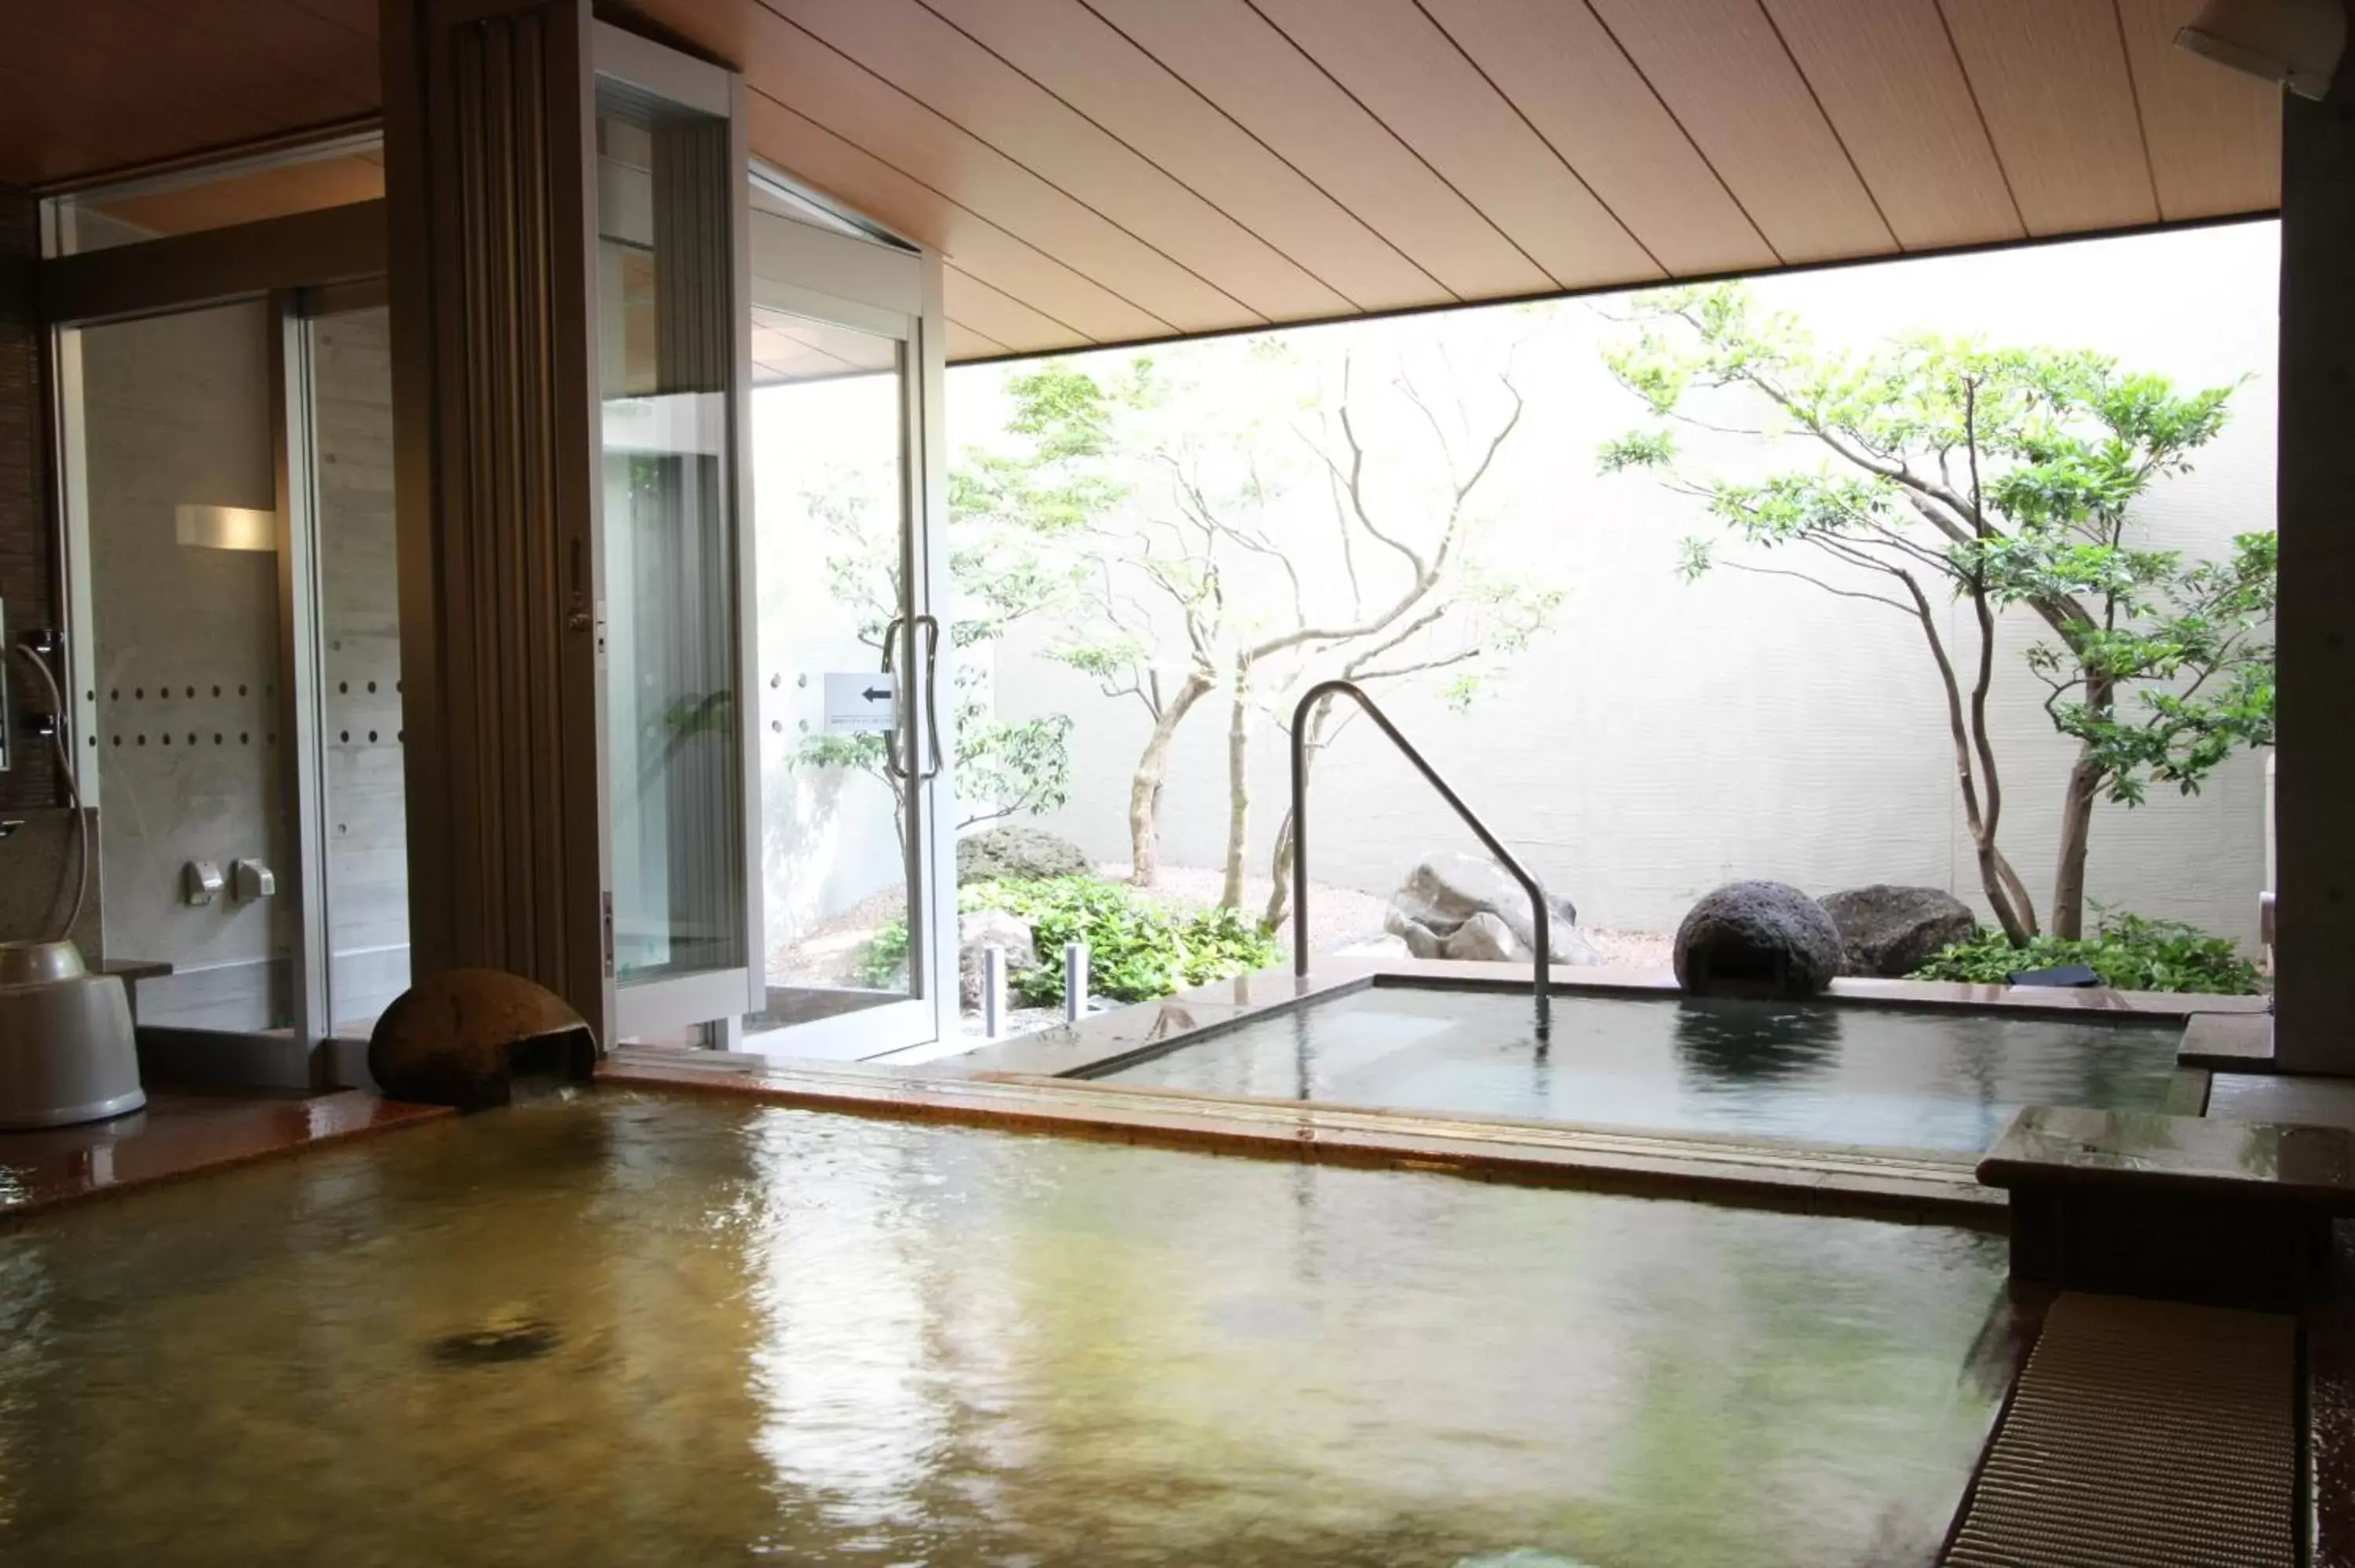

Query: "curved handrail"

xmin=1289 ymin=679 xmax=1551 ymax=1033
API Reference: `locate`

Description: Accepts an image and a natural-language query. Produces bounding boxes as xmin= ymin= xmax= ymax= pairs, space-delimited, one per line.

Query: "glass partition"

xmin=752 ymin=310 xmax=920 ymax=1026
xmin=304 ymin=302 xmax=409 ymax=1035
xmin=593 ymin=64 xmax=752 ymax=1030
xmin=44 ymin=134 xmax=384 ymax=257
xmin=63 ymin=301 xmax=297 ymax=1030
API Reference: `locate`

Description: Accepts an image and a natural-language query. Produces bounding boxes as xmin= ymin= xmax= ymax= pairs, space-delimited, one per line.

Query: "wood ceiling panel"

xmin=2116 ymin=0 xmax=2280 ymax=220
xmin=1244 ymin=0 xmax=1659 ymax=288
xmin=915 ymin=0 xmax=1441 ymax=312
xmin=944 ymin=265 xmax=1084 ymax=355
xmin=1937 ymin=0 xmax=2159 ymax=234
xmin=0 ymin=62 xmax=170 ymax=184
xmin=286 ymin=0 xmax=378 ymax=40
xmin=633 ymin=0 xmax=1242 ymax=334
xmin=765 ymin=0 xmax=1350 ymax=322
xmin=0 ymin=19 xmax=283 ymax=184
xmin=1417 ymin=0 xmax=1776 ymax=276
xmin=1760 ymin=0 xmax=2024 ymax=249
xmin=1077 ymin=0 xmax=1552 ymax=301
xmin=0 ymin=2 xmax=366 ymax=141
xmin=156 ymin=0 xmax=379 ymax=111
xmin=1583 ymin=0 xmax=1895 ymax=264
xmin=943 ymin=316 xmax=1013 ymax=360
xmin=744 ymin=91 xmax=1141 ymax=346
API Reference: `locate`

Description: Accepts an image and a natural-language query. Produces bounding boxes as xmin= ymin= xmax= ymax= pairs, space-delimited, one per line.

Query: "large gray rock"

xmin=956 ymin=825 xmax=1090 ymax=885
xmin=1820 ymin=884 xmax=1981 ymax=977
xmin=1384 ymin=852 xmax=1605 ymax=967
xmin=1673 ymin=881 xmax=1842 ymax=998
xmin=1442 ymin=910 xmax=1521 ymax=961
xmin=958 ymin=909 xmax=1038 ymax=1009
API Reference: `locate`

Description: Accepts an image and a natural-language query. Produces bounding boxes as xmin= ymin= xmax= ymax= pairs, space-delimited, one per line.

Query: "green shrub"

xmin=853 ymin=874 xmax=1281 ymax=1008
xmin=856 ymin=919 xmax=911 ymax=990
xmin=970 ymin=876 xmax=1280 ymax=1007
xmin=1908 ymin=908 xmax=2262 ymax=995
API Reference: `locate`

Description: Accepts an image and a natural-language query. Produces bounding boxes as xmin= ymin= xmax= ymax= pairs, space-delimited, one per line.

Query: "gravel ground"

xmin=772 ymin=860 xmax=1670 ymax=987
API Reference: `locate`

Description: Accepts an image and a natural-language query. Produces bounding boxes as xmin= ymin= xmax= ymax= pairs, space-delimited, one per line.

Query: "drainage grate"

xmin=1946 ymin=1292 xmax=2298 ymax=1567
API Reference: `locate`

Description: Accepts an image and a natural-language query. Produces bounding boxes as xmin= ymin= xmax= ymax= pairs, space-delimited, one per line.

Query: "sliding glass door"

xmin=591 ymin=27 xmax=762 ymax=1045
xmin=744 ymin=257 xmax=951 ymax=1059
xmin=588 ymin=24 xmax=956 ymax=1059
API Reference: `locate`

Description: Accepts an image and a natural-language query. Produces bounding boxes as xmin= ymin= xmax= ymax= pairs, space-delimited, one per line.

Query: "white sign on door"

xmin=823 ymin=672 xmax=898 ymax=734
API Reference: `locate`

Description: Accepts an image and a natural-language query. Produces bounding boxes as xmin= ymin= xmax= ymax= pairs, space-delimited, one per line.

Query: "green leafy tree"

xmin=978 ymin=336 xmax=1562 ymax=921
xmin=790 ymin=465 xmax=1075 ymax=844
xmin=1601 ymin=284 xmax=2270 ymax=941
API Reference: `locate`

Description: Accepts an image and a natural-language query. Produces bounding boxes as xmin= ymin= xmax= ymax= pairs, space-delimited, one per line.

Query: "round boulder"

xmin=368 ymin=968 xmax=597 ymax=1109
xmin=1673 ymin=881 xmax=1842 ymax=998
xmin=1819 ymin=884 xmax=1981 ymax=977
xmin=955 ymin=825 xmax=1090 ymax=885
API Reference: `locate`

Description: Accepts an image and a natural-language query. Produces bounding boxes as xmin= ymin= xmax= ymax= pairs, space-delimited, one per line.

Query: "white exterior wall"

xmin=970 ymin=223 xmax=2279 ymax=945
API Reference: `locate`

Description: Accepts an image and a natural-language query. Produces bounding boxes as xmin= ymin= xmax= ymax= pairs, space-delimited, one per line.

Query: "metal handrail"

xmin=1289 ymin=679 xmax=1551 ymax=1033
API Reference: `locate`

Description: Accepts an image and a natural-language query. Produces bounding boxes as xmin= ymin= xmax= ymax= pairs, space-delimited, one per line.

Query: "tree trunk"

xmin=2050 ymin=673 xmax=2113 ymax=940
xmin=1262 ymin=808 xmax=1297 ymax=935
xmin=1128 ymin=670 xmax=1213 ymax=888
xmin=1262 ymin=688 xmax=1341 ymax=934
xmin=1896 ymin=575 xmax=2037 ymax=944
xmin=1219 ymin=660 xmax=1252 ymax=908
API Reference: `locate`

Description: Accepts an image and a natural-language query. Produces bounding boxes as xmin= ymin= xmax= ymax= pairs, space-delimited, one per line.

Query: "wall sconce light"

xmin=2177 ymin=0 xmax=2347 ymax=99
xmin=173 ymin=505 xmax=277 ymax=552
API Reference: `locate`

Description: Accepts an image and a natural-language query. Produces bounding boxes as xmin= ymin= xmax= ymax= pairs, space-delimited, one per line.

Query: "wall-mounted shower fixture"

xmin=184 ymin=860 xmax=225 ymax=906
xmin=231 ymin=859 xmax=276 ymax=902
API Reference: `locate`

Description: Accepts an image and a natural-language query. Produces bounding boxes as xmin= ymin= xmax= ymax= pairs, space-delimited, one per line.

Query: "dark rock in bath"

xmin=1819 ymin=884 xmax=1981 ymax=977
xmin=1673 ymin=881 xmax=1842 ymax=998
xmin=955 ymin=825 xmax=1092 ymax=885
xmin=368 ymin=968 xmax=598 ymax=1110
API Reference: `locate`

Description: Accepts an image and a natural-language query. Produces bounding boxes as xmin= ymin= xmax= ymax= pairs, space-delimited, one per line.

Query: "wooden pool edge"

xmin=945 ymin=957 xmax=2263 ymax=1084
xmin=0 ymin=1089 xmax=456 ymax=1225
xmin=601 ymin=1050 xmax=2006 ymax=1229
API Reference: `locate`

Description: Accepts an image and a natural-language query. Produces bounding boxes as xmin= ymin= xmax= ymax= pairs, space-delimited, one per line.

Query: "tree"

xmin=1601 ymin=283 xmax=2270 ymax=941
xmin=976 ymin=330 xmax=1561 ymax=910
xmin=790 ymin=461 xmax=1075 ymax=845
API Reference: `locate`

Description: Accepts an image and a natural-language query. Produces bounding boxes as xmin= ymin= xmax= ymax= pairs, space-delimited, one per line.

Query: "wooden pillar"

xmin=2274 ymin=25 xmax=2355 ymax=1072
xmin=380 ymin=0 xmax=608 ymax=1030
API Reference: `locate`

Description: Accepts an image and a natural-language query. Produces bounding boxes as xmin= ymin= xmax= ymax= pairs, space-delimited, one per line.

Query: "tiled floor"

xmin=0 ymin=1086 xmax=450 ymax=1218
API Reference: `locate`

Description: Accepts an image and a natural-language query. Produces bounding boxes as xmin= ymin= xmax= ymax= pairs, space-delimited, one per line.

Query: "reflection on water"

xmin=1670 ymin=996 xmax=1844 ymax=1083
xmin=0 ymin=1093 xmax=2011 ymax=1566
xmin=1099 ymin=988 xmax=2184 ymax=1152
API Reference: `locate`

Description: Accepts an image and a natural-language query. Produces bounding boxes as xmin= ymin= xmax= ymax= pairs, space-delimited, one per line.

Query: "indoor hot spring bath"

xmin=0 ymin=1088 xmax=2021 ymax=1568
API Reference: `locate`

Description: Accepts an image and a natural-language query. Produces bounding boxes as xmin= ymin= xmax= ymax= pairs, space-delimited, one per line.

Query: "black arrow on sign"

xmin=861 ymin=686 xmax=893 ymax=703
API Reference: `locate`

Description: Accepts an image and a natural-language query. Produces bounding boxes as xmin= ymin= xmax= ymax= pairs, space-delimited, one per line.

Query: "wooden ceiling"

xmin=0 ymin=0 xmax=2280 ymax=362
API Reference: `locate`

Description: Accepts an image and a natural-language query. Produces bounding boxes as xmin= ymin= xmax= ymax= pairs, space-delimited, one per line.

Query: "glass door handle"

xmin=879 ymin=614 xmax=910 ymax=781
xmin=913 ymin=614 xmax=944 ymax=782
